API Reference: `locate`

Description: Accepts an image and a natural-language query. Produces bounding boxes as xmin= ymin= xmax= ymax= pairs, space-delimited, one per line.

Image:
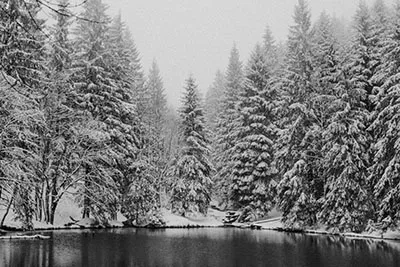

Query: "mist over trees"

xmin=1 ymin=0 xmax=400 ymax=233
xmin=205 ymin=0 xmax=400 ymax=231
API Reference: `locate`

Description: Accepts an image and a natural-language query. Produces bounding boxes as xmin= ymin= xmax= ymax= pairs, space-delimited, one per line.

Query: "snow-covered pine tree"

xmin=0 ymin=0 xmax=46 ymax=89
xmin=147 ymin=60 xmax=167 ymax=139
xmin=310 ymin=12 xmax=344 ymax=204
xmin=144 ymin=59 xmax=168 ymax=208
xmin=213 ymin=44 xmax=244 ymax=208
xmin=0 ymin=0 xmax=47 ymax=230
xmin=0 ymin=74 xmax=42 ymax=230
xmin=312 ymin=11 xmax=342 ymax=97
xmin=317 ymin=68 xmax=373 ymax=232
xmin=231 ymin=44 xmax=278 ymax=222
xmin=204 ymin=70 xmax=226 ymax=132
xmin=123 ymin=29 xmax=147 ymax=125
xmin=71 ymin=0 xmax=131 ymax=221
xmin=34 ymin=0 xmax=77 ymax=224
xmin=106 ymin=13 xmax=153 ymax=222
xmin=369 ymin=0 xmax=389 ymax=92
xmin=309 ymin=11 xmax=372 ymax=232
xmin=170 ymin=76 xmax=212 ymax=216
xmin=368 ymin=0 xmax=400 ymax=228
xmin=204 ymin=70 xmax=226 ymax=205
xmin=319 ymin=1 xmax=377 ymax=231
xmin=275 ymin=0 xmax=321 ymax=228
xmin=348 ymin=1 xmax=376 ymax=113
xmin=262 ymin=25 xmax=279 ymax=74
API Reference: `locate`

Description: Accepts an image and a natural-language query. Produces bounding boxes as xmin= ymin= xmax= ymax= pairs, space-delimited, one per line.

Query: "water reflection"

xmin=0 ymin=228 xmax=399 ymax=266
xmin=0 ymin=237 xmax=54 ymax=266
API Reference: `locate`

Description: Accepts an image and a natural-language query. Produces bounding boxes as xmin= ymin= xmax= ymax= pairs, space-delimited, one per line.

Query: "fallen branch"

xmin=0 ymin=234 xmax=50 ymax=240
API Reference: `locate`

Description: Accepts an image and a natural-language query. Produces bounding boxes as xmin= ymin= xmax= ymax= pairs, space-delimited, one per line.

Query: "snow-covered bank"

xmin=160 ymin=208 xmax=225 ymax=228
xmin=0 ymin=204 xmax=226 ymax=233
xmin=2 ymin=198 xmax=400 ymax=244
xmin=250 ymin=218 xmax=400 ymax=241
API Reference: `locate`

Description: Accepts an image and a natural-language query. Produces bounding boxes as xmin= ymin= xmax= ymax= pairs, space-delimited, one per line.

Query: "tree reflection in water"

xmin=0 ymin=229 xmax=399 ymax=267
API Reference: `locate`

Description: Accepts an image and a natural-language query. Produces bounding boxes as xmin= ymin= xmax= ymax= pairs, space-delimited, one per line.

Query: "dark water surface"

xmin=0 ymin=228 xmax=399 ymax=267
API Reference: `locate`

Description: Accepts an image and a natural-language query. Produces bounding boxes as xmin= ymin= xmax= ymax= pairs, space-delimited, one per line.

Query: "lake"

xmin=0 ymin=228 xmax=399 ymax=266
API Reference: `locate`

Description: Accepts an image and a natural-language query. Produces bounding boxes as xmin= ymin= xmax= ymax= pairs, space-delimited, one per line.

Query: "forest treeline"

xmin=1 ymin=0 xmax=400 ymax=233
xmin=206 ymin=0 xmax=400 ymax=232
xmin=0 ymin=0 xmax=176 ymax=229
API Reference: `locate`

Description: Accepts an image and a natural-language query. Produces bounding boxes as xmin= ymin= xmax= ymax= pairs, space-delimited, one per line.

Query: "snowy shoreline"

xmin=2 ymin=206 xmax=400 ymax=242
xmin=2 ymin=218 xmax=400 ymax=243
xmin=251 ymin=218 xmax=400 ymax=242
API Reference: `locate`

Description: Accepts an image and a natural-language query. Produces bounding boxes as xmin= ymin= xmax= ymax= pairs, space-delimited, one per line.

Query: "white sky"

xmin=101 ymin=0 xmax=380 ymax=107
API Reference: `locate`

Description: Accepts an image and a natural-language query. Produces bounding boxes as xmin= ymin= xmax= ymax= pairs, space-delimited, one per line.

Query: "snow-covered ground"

xmin=251 ymin=219 xmax=400 ymax=241
xmin=161 ymin=208 xmax=225 ymax=228
xmin=0 ymin=193 xmax=226 ymax=230
xmin=2 ymin=196 xmax=400 ymax=243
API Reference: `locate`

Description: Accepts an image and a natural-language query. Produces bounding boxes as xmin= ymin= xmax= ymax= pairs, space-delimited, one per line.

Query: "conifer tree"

xmin=147 ymin=60 xmax=167 ymax=138
xmin=369 ymin=0 xmax=400 ymax=227
xmin=0 ymin=0 xmax=47 ymax=229
xmin=213 ymin=45 xmax=244 ymax=207
xmin=275 ymin=0 xmax=320 ymax=228
xmin=315 ymin=6 xmax=374 ymax=232
xmin=35 ymin=0 xmax=77 ymax=224
xmin=311 ymin=11 xmax=343 ymax=212
xmin=369 ymin=0 xmax=389 ymax=89
xmin=318 ymin=70 xmax=372 ymax=232
xmin=262 ymin=25 xmax=279 ymax=74
xmin=0 ymin=74 xmax=41 ymax=230
xmin=170 ymin=76 xmax=212 ymax=216
xmin=70 ymin=0 xmax=112 ymax=220
xmin=231 ymin=44 xmax=278 ymax=221
xmin=348 ymin=1 xmax=375 ymax=113
xmin=0 ymin=0 xmax=46 ymax=89
xmin=70 ymin=0 xmax=145 ymax=222
xmin=204 ymin=70 xmax=225 ymax=132
xmin=145 ymin=59 xmax=168 ymax=207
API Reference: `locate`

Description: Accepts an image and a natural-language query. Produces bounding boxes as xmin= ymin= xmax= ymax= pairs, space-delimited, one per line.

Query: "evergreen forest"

xmin=1 ymin=0 xmax=400 ymax=234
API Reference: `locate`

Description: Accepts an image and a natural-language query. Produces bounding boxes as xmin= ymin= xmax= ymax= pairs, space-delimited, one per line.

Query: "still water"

xmin=0 ymin=228 xmax=399 ymax=267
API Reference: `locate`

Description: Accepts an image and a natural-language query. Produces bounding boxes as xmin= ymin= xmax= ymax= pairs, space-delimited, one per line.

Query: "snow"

xmin=162 ymin=208 xmax=225 ymax=228
xmin=1 ymin=191 xmax=400 ymax=243
xmin=253 ymin=218 xmax=400 ymax=242
xmin=255 ymin=217 xmax=284 ymax=229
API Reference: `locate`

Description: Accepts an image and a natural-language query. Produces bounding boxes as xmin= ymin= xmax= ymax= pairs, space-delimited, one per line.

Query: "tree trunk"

xmin=0 ymin=193 xmax=14 ymax=228
xmin=50 ymin=199 xmax=58 ymax=225
xmin=48 ymin=176 xmax=59 ymax=224
xmin=82 ymin=166 xmax=91 ymax=219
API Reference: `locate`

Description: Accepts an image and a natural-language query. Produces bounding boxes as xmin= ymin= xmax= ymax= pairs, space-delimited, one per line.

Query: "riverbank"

xmin=0 ymin=205 xmax=226 ymax=234
xmin=248 ymin=218 xmax=400 ymax=242
xmin=2 ymin=196 xmax=400 ymax=242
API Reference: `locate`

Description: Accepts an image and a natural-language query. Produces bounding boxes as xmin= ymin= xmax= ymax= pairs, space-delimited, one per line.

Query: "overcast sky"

xmin=101 ymin=0 xmax=379 ymax=108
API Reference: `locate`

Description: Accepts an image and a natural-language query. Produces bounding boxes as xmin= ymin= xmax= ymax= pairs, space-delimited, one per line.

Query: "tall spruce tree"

xmin=262 ymin=25 xmax=279 ymax=74
xmin=311 ymin=11 xmax=373 ymax=232
xmin=35 ymin=0 xmax=78 ymax=224
xmin=71 ymin=0 xmax=145 ymax=222
xmin=318 ymin=69 xmax=372 ymax=232
xmin=0 ymin=0 xmax=47 ymax=230
xmin=348 ymin=1 xmax=375 ymax=113
xmin=0 ymin=0 xmax=46 ymax=89
xmin=71 ymin=0 xmax=113 ymax=220
xmin=231 ymin=44 xmax=278 ymax=221
xmin=275 ymin=0 xmax=320 ymax=228
xmin=144 ymin=59 xmax=168 ymax=208
xmin=311 ymin=12 xmax=343 ymax=208
xmin=213 ymin=44 xmax=244 ymax=207
xmin=323 ymin=1 xmax=377 ymax=230
xmin=147 ymin=60 xmax=167 ymax=138
xmin=170 ymin=76 xmax=212 ymax=216
xmin=204 ymin=70 xmax=226 ymax=132
xmin=369 ymin=0 xmax=400 ymax=227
